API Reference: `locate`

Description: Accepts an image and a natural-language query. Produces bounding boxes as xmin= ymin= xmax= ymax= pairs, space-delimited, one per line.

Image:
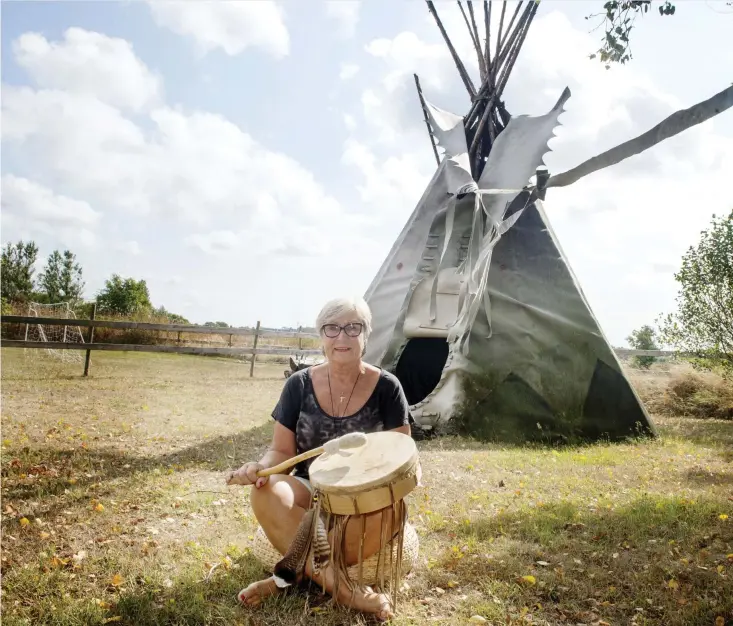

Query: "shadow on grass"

xmin=2 ymin=421 xmax=275 ymax=517
xmin=2 ymin=547 xmax=370 ymax=626
xmin=425 ymin=494 xmax=733 ymax=626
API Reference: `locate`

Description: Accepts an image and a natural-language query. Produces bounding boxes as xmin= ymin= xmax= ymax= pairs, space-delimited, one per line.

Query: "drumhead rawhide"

xmin=309 ymin=431 xmax=419 ymax=515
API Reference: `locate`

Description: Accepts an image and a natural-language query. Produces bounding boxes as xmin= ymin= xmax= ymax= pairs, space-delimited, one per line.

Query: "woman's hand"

xmin=226 ymin=462 xmax=269 ymax=488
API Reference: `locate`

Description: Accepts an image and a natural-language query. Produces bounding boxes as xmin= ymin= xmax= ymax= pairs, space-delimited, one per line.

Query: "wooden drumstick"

xmin=226 ymin=432 xmax=367 ymax=485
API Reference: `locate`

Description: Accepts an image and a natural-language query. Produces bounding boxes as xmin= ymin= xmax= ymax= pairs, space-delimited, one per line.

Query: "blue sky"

xmin=2 ymin=0 xmax=732 ymax=345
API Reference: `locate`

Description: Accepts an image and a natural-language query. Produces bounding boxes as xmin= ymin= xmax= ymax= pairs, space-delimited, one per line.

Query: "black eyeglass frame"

xmin=320 ymin=322 xmax=364 ymax=338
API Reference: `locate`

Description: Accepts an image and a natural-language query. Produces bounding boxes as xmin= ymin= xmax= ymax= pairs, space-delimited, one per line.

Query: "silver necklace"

xmin=327 ymin=368 xmax=361 ymax=418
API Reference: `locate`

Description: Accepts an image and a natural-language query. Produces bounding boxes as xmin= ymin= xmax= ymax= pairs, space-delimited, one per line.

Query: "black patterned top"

xmin=271 ymin=367 xmax=412 ymax=479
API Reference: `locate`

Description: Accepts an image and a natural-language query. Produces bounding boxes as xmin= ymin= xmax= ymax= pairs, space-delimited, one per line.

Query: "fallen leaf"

xmin=715 ymin=618 xmax=724 ymax=626
xmin=667 ymin=579 xmax=679 ymax=589
xmin=95 ymin=503 xmax=105 ymax=513
xmin=719 ymin=514 xmax=729 ymax=521
xmin=39 ymin=531 xmax=50 ymax=540
xmin=110 ymin=573 xmax=124 ymax=587
xmin=19 ymin=518 xmax=30 ymax=528
xmin=519 ymin=575 xmax=536 ymax=585
xmin=469 ymin=617 xmax=487 ymax=623
xmin=536 ymin=560 xmax=550 ymax=566
xmin=102 ymin=618 xmax=122 ymax=624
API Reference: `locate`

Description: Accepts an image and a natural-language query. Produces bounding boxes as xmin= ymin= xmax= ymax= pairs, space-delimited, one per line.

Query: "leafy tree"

xmin=1 ymin=240 xmax=39 ymax=302
xmin=204 ymin=321 xmax=229 ymax=327
xmin=153 ymin=305 xmax=189 ymax=324
xmin=586 ymin=1 xmax=676 ymax=67
xmin=627 ymin=324 xmax=659 ymax=369
xmin=38 ymin=249 xmax=84 ymax=303
xmin=658 ymin=210 xmax=733 ymax=370
xmin=96 ymin=274 xmax=152 ymax=316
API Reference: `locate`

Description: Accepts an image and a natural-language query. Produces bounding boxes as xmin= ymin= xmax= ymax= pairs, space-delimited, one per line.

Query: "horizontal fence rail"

xmin=0 ymin=340 xmax=323 ymax=357
xmin=2 ymin=314 xmax=694 ymax=376
xmin=1 ymin=314 xmax=322 ymax=377
xmin=1 ymin=315 xmax=321 ymax=340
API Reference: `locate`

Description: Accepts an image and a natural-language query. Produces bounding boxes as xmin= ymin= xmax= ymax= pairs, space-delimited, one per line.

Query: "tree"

xmin=586 ymin=1 xmax=677 ymax=68
xmin=38 ymin=249 xmax=84 ymax=303
xmin=1 ymin=240 xmax=39 ymax=302
xmin=587 ymin=1 xmax=733 ymax=68
xmin=627 ymin=324 xmax=659 ymax=369
xmin=658 ymin=210 xmax=733 ymax=370
xmin=96 ymin=274 xmax=152 ymax=316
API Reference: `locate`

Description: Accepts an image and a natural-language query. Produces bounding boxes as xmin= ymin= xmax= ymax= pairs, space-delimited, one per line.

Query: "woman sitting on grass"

xmin=226 ymin=296 xmax=412 ymax=622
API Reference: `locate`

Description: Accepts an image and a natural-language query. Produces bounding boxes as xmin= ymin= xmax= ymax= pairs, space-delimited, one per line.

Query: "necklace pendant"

xmin=339 ymin=394 xmax=345 ymax=403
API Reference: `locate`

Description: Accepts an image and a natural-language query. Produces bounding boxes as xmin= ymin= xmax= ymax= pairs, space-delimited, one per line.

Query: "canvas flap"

xmin=403 ymin=268 xmax=465 ymax=338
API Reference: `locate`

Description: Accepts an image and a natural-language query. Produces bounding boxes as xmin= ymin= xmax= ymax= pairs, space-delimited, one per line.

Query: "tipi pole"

xmin=466 ymin=2 xmax=487 ymax=79
xmin=414 ymin=74 xmax=441 ymax=166
xmin=483 ymin=1 xmax=492 ymax=73
xmin=426 ymin=1 xmax=477 ymax=98
xmin=458 ymin=1 xmax=487 ymax=79
xmin=498 ymin=1 xmax=524 ymax=53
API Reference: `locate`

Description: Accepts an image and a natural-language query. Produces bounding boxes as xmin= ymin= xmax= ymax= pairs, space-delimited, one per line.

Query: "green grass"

xmin=2 ymin=349 xmax=732 ymax=625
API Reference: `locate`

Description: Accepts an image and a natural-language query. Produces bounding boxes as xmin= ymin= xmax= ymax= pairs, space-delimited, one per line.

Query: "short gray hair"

xmin=316 ymin=296 xmax=372 ymax=343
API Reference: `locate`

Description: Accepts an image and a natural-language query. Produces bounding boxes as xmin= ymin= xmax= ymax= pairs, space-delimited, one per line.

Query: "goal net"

xmin=25 ymin=301 xmax=86 ymax=362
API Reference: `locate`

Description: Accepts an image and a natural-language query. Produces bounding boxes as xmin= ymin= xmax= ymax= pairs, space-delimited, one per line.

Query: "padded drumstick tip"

xmin=323 ymin=432 xmax=367 ymax=455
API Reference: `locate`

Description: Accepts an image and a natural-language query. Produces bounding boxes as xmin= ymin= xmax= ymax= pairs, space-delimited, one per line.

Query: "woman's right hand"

xmin=226 ymin=462 xmax=268 ymax=488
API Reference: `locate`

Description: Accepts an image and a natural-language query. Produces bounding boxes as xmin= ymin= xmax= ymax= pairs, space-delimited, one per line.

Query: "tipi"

xmin=363 ymin=1 xmax=733 ymax=442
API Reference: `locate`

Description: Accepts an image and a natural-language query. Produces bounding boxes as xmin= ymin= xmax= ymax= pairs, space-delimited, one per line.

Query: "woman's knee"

xmin=249 ymin=476 xmax=309 ymax=517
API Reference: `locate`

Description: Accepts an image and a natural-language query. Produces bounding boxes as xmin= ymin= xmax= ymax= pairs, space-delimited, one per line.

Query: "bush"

xmin=629 ymin=363 xmax=733 ymax=420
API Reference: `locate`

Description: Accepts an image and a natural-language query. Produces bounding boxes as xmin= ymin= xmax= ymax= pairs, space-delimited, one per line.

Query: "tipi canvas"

xmin=363 ymin=88 xmax=655 ymax=442
xmin=360 ymin=0 xmax=663 ymax=443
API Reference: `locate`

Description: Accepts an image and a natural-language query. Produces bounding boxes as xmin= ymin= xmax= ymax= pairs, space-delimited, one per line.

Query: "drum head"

xmin=309 ymin=431 xmax=418 ymax=495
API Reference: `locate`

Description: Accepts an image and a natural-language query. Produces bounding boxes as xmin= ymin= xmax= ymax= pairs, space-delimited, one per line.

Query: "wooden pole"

xmin=298 ymin=326 xmax=303 ymax=351
xmin=249 ymin=321 xmax=261 ymax=378
xmin=83 ymin=304 xmax=96 ymax=377
xmin=426 ymin=0 xmax=477 ymax=98
xmin=414 ymin=74 xmax=441 ymax=166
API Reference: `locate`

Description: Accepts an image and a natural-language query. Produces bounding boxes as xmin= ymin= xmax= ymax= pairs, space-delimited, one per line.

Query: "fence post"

xmin=298 ymin=326 xmax=303 ymax=351
xmin=83 ymin=304 xmax=96 ymax=377
xmin=250 ymin=321 xmax=261 ymax=378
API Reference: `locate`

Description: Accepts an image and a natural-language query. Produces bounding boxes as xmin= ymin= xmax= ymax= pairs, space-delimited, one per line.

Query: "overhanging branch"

xmin=548 ymin=84 xmax=733 ymax=189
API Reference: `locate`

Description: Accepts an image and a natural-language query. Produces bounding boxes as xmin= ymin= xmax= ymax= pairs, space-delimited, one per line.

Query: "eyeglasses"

xmin=321 ymin=323 xmax=364 ymax=338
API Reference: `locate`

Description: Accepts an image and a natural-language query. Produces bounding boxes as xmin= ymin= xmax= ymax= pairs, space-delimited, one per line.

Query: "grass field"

xmin=1 ymin=349 xmax=731 ymax=625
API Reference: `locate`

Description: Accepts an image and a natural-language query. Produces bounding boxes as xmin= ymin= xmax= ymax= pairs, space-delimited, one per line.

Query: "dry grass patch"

xmin=627 ymin=361 xmax=733 ymax=420
xmin=2 ymin=350 xmax=732 ymax=625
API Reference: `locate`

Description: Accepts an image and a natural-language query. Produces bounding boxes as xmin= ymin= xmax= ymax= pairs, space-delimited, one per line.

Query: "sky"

xmin=1 ymin=0 xmax=732 ymax=346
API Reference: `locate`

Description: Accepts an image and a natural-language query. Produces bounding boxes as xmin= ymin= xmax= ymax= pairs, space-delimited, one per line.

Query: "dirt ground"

xmin=1 ymin=349 xmax=731 ymax=626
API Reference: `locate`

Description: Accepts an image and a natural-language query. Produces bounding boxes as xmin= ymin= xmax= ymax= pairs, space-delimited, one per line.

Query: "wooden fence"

xmin=1 ymin=313 xmax=321 ymax=377
xmin=1 ymin=313 xmax=686 ymax=377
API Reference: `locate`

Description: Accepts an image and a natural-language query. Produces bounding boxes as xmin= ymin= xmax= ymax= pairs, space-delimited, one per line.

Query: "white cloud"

xmin=115 ymin=240 xmax=142 ymax=256
xmin=185 ymin=230 xmax=240 ymax=255
xmin=343 ymin=113 xmax=357 ymax=130
xmin=1 ymin=174 xmax=99 ymax=226
xmin=147 ymin=0 xmax=289 ymax=58
xmin=1 ymin=175 xmax=99 ymax=249
xmin=12 ymin=28 xmax=161 ymax=111
xmin=339 ymin=62 xmax=360 ymax=80
xmin=325 ymin=1 xmax=360 ymax=38
xmin=1 ymin=85 xmax=342 ymax=227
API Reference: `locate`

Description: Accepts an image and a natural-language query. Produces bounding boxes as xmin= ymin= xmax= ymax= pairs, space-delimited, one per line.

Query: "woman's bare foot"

xmin=237 ymin=576 xmax=282 ymax=607
xmin=346 ymin=585 xmax=394 ymax=622
xmin=311 ymin=563 xmax=394 ymax=622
